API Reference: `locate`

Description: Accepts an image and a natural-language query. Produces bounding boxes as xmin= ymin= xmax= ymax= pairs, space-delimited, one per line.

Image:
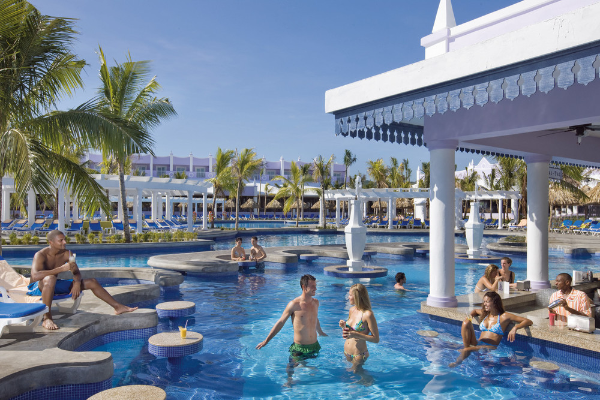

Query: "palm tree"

xmin=367 ymin=159 xmax=389 ymax=220
xmin=231 ymin=148 xmax=262 ymax=230
xmin=207 ymin=148 xmax=234 ymax=228
xmin=418 ymin=162 xmax=430 ymax=188
xmin=458 ymin=168 xmax=479 ymax=218
xmin=0 ymin=2 xmax=141 ymax=254
xmin=388 ymin=157 xmax=405 ymax=188
xmin=95 ymin=47 xmax=175 ymax=242
xmin=548 ymin=165 xmax=588 ymax=229
xmin=256 ymin=158 xmax=266 ymax=218
xmin=299 ymin=163 xmax=312 ymax=219
xmin=402 ymin=158 xmax=412 ymax=185
xmin=496 ymin=157 xmax=526 ymax=222
xmin=263 ymin=183 xmax=273 ymax=217
xmin=343 ymin=150 xmax=357 ymax=189
xmin=482 ymin=168 xmax=501 ymax=221
xmin=274 ymin=162 xmax=307 ymax=227
xmin=312 ymin=155 xmax=334 ymax=228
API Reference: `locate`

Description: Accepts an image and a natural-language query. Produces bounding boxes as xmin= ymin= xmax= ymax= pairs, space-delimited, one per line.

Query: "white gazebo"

xmin=325 ymin=0 xmax=600 ymax=307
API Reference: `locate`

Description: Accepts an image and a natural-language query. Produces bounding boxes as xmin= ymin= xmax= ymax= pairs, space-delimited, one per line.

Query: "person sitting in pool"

xmin=256 ymin=274 xmax=327 ymax=357
xmin=548 ymin=273 xmax=592 ymax=324
xmin=498 ymin=257 xmax=517 ymax=289
xmin=475 ymin=264 xmax=502 ymax=293
xmin=249 ymin=236 xmax=267 ymax=266
xmin=29 ymin=230 xmax=138 ymax=330
xmin=394 ymin=272 xmax=407 ymax=290
xmin=231 ymin=237 xmax=246 ymax=261
xmin=450 ymin=291 xmax=532 ymax=367
xmin=339 ymin=283 xmax=379 ymax=365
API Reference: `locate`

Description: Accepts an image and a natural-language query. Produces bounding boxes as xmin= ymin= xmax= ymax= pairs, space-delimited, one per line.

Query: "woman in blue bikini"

xmin=450 ymin=292 xmax=532 ymax=367
xmin=339 ymin=283 xmax=379 ymax=365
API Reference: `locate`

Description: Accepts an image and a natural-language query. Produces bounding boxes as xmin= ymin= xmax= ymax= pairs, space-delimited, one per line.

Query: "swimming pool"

xmin=7 ymin=233 xmax=600 ymax=398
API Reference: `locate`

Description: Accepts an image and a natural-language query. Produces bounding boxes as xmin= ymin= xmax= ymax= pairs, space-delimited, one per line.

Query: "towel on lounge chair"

xmin=0 ymin=258 xmax=39 ymax=303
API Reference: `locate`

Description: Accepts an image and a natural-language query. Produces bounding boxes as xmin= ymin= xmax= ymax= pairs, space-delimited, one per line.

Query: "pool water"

xmin=6 ymin=232 xmax=599 ymax=398
xmin=78 ymin=235 xmax=600 ymax=399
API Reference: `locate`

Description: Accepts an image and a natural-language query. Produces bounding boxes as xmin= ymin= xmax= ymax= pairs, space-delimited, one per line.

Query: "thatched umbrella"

xmin=311 ymin=200 xmax=335 ymax=210
xmin=266 ymin=198 xmax=281 ymax=218
xmin=290 ymin=199 xmax=308 ymax=209
xmin=584 ymin=185 xmax=600 ymax=205
xmin=241 ymin=198 xmax=257 ymax=209
xmin=549 ymin=184 xmax=578 ymax=229
xmin=371 ymin=200 xmax=387 ymax=209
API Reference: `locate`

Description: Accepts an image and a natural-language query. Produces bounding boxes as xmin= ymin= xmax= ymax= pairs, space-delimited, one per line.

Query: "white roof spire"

xmin=432 ymin=0 xmax=456 ymax=33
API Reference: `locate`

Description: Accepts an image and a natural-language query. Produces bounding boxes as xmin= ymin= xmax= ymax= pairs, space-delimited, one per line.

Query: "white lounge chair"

xmin=0 ymin=299 xmax=48 ymax=337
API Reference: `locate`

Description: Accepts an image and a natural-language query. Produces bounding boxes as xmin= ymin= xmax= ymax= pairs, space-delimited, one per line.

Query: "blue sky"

xmin=32 ymin=0 xmax=520 ymax=178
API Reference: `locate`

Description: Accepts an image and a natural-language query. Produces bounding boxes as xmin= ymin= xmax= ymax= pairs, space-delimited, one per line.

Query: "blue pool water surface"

xmin=7 ymin=233 xmax=600 ymax=398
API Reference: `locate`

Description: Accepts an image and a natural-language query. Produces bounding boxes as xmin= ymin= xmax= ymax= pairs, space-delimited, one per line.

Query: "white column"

xmin=511 ymin=198 xmax=518 ymax=223
xmin=27 ymin=190 xmax=36 ymax=227
xmin=72 ymin=197 xmax=79 ymax=220
xmin=362 ymin=201 xmax=366 ymax=219
xmin=208 ymin=153 xmax=213 ymax=173
xmin=150 ymin=155 xmax=154 ymax=177
xmin=330 ymin=161 xmax=335 ymax=181
xmin=498 ymin=198 xmax=503 ymax=229
xmin=319 ymin=197 xmax=324 ymax=226
xmin=135 ymin=188 xmax=143 ymax=233
xmin=187 ymin=191 xmax=193 ymax=232
xmin=280 ymin=156 xmax=285 ymax=176
xmin=189 ymin=152 xmax=194 ymax=174
xmin=202 ymin=193 xmax=207 ymax=230
xmin=388 ymin=198 xmax=393 ymax=229
xmin=335 ymin=198 xmax=340 ymax=228
xmin=526 ymin=154 xmax=551 ymax=290
xmin=427 ymin=140 xmax=458 ymax=308
xmin=169 ymin=151 xmax=174 ymax=172
xmin=57 ymin=187 xmax=65 ymax=233
xmin=64 ymin=191 xmax=71 ymax=220
xmin=151 ymin=191 xmax=158 ymax=221
xmin=165 ymin=194 xmax=171 ymax=220
xmin=117 ymin=194 xmax=124 ymax=221
xmin=2 ymin=187 xmax=10 ymax=221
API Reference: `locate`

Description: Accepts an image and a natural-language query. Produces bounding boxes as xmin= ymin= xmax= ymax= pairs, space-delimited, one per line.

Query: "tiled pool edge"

xmin=10 ymin=380 xmax=112 ymax=400
xmin=75 ymin=326 xmax=158 ymax=352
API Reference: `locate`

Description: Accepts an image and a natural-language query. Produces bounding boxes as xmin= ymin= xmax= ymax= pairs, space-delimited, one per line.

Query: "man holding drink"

xmin=29 ymin=230 xmax=138 ymax=330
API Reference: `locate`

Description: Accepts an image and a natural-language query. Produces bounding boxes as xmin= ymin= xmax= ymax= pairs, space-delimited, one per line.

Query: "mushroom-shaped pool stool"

xmin=299 ymin=254 xmax=319 ymax=263
xmin=89 ymin=385 xmax=166 ymax=400
xmin=148 ymin=331 xmax=203 ymax=364
xmin=363 ymin=250 xmax=377 ymax=261
xmin=156 ymin=301 xmax=196 ymax=318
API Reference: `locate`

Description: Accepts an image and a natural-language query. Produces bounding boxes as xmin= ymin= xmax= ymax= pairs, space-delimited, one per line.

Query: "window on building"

xmin=195 ymin=167 xmax=206 ymax=177
xmin=176 ymin=166 xmax=187 ymax=173
xmin=156 ymin=166 xmax=167 ymax=177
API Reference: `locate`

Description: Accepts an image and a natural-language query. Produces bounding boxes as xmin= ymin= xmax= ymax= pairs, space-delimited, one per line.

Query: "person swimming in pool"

xmin=339 ymin=283 xmax=379 ymax=366
xmin=394 ymin=272 xmax=407 ymax=290
xmin=450 ymin=291 xmax=532 ymax=367
xmin=474 ymin=264 xmax=502 ymax=293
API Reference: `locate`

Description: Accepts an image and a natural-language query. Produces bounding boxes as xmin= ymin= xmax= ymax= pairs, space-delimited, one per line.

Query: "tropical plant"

xmin=402 ymin=158 xmax=412 ymax=185
xmin=256 ymin=158 xmax=266 ymax=218
xmin=388 ymin=157 xmax=406 ymax=188
xmin=312 ymin=155 xmax=334 ymax=228
xmin=263 ymin=183 xmax=273 ymax=217
xmin=482 ymin=168 xmax=501 ymax=220
xmin=343 ymin=150 xmax=357 ymax=190
xmin=94 ymin=47 xmax=175 ymax=242
xmin=548 ymin=165 xmax=588 ymax=229
xmin=299 ymin=163 xmax=312 ymax=219
xmin=231 ymin=148 xmax=262 ymax=230
xmin=367 ymin=159 xmax=389 ymax=220
xmin=207 ymin=148 xmax=234 ymax=228
xmin=495 ymin=157 xmax=526 ymax=221
xmin=418 ymin=162 xmax=430 ymax=189
xmin=0 ymin=1 xmax=138 ymax=254
xmin=457 ymin=168 xmax=480 ymax=218
xmin=174 ymin=171 xmax=187 ymax=179
xmin=274 ymin=161 xmax=310 ymax=227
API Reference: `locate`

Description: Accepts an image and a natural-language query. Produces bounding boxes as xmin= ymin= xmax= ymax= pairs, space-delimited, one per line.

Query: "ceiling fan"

xmin=537 ymin=123 xmax=600 ymax=145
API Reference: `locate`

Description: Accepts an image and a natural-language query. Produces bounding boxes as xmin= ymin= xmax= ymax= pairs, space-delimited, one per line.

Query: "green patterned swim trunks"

xmin=289 ymin=341 xmax=321 ymax=361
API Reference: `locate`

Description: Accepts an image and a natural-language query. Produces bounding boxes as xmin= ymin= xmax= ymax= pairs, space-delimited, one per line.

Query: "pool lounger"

xmin=0 ymin=302 xmax=48 ymax=337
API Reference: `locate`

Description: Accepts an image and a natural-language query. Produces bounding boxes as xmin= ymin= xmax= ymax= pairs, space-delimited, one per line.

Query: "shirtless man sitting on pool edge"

xmin=30 ymin=230 xmax=138 ymax=330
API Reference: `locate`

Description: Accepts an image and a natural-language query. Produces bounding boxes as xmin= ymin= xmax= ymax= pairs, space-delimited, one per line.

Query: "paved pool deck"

xmin=0 ymin=268 xmax=182 ymax=400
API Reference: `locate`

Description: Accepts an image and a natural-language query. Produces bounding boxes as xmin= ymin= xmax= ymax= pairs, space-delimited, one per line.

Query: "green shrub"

xmin=163 ymin=232 xmax=173 ymax=242
xmin=64 ymin=236 xmax=71 ymax=244
xmin=22 ymin=233 xmax=32 ymax=245
xmin=1 ymin=238 xmax=5 ymax=245
xmin=31 ymin=236 xmax=40 ymax=245
xmin=93 ymin=237 xmax=101 ymax=244
xmin=152 ymin=232 xmax=161 ymax=243
xmin=75 ymin=233 xmax=85 ymax=244
xmin=98 ymin=233 xmax=103 ymax=243
xmin=132 ymin=233 xmax=139 ymax=243
xmin=185 ymin=232 xmax=196 ymax=241
xmin=9 ymin=232 xmax=17 ymax=244
xmin=87 ymin=233 xmax=96 ymax=244
xmin=108 ymin=235 xmax=116 ymax=244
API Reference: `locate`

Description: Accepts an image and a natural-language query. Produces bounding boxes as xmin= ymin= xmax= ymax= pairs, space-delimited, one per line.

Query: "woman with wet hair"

xmin=450 ymin=291 xmax=532 ymax=367
xmin=339 ymin=284 xmax=379 ymax=365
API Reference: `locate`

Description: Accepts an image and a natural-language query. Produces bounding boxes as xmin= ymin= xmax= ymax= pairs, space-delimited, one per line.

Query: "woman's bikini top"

xmin=479 ymin=314 xmax=504 ymax=335
xmin=346 ymin=311 xmax=366 ymax=332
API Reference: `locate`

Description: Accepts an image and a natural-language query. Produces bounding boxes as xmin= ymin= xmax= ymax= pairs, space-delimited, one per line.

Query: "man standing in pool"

xmin=256 ymin=274 xmax=327 ymax=358
xmin=29 ymin=230 xmax=138 ymax=330
xmin=249 ymin=236 xmax=267 ymax=267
